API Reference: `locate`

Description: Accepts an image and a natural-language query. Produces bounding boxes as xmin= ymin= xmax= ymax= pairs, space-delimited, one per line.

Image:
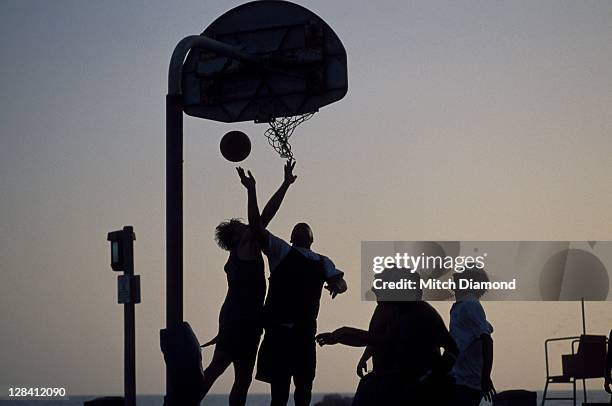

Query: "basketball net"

xmin=265 ymin=112 xmax=314 ymax=161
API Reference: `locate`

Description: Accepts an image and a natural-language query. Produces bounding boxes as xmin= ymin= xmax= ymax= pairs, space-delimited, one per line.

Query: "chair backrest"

xmin=578 ymin=334 xmax=607 ymax=358
xmin=568 ymin=334 xmax=607 ymax=378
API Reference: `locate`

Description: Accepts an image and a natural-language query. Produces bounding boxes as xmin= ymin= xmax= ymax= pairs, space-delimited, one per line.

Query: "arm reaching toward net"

xmin=260 ymin=160 xmax=297 ymax=227
xmin=237 ymin=167 xmax=269 ymax=252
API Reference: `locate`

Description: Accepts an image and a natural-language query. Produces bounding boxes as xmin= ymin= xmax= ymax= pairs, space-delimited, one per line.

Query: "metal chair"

xmin=542 ymin=334 xmax=608 ymax=406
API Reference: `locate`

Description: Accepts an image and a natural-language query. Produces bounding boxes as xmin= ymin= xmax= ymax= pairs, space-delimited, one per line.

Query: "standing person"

xmin=450 ymin=267 xmax=496 ymax=406
xmin=316 ymin=270 xmax=458 ymax=405
xmin=236 ymin=167 xmax=348 ymax=406
xmin=199 ymin=162 xmax=297 ymax=406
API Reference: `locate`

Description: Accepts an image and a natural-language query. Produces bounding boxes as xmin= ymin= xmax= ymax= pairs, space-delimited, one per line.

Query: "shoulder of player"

xmin=456 ymin=300 xmax=487 ymax=324
xmin=272 ymin=232 xmax=292 ymax=245
xmin=293 ymin=246 xmax=325 ymax=260
xmin=314 ymin=252 xmax=334 ymax=263
xmin=460 ymin=299 xmax=485 ymax=313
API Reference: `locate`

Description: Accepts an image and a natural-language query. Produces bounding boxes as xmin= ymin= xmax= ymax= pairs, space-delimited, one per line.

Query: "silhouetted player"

xmin=237 ymin=167 xmax=348 ymax=406
xmin=450 ymin=268 xmax=495 ymax=406
xmin=316 ymin=270 xmax=458 ymax=405
xmin=199 ymin=162 xmax=297 ymax=406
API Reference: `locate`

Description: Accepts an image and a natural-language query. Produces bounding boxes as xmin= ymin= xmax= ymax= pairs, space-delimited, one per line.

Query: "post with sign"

xmin=107 ymin=226 xmax=139 ymax=406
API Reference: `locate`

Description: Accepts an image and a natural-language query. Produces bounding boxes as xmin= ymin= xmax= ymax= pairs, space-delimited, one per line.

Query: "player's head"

xmin=452 ymin=263 xmax=489 ymax=299
xmin=215 ymin=218 xmax=247 ymax=251
xmin=372 ymin=268 xmax=423 ymax=302
xmin=290 ymin=222 xmax=313 ymax=248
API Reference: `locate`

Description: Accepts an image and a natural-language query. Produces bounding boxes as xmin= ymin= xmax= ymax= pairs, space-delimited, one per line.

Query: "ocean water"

xmin=1 ymin=394 xmax=323 ymax=406
xmin=0 ymin=391 xmax=610 ymax=405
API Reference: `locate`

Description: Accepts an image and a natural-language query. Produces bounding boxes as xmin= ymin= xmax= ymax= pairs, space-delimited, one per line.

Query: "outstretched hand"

xmin=236 ymin=167 xmax=255 ymax=190
xmin=324 ymin=284 xmax=338 ymax=299
xmin=324 ymin=277 xmax=347 ymax=299
xmin=316 ymin=327 xmax=349 ymax=346
xmin=283 ymin=160 xmax=297 ymax=185
xmin=315 ymin=331 xmax=340 ymax=346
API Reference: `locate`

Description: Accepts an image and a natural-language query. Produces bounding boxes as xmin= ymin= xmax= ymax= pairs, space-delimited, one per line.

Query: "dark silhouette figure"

xmin=237 ymin=167 xmax=348 ymax=406
xmin=316 ymin=270 xmax=458 ymax=406
xmin=314 ymin=394 xmax=353 ymax=405
xmin=199 ymin=162 xmax=297 ymax=406
xmin=450 ymin=268 xmax=495 ymax=406
xmin=605 ymin=329 xmax=611 ymax=398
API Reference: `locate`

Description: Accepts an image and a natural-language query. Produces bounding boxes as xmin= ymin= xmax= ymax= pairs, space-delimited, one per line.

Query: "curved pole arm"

xmin=168 ymin=35 xmax=260 ymax=95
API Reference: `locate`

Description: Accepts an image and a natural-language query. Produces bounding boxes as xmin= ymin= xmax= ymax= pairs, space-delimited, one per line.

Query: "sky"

xmin=1 ymin=0 xmax=611 ymax=397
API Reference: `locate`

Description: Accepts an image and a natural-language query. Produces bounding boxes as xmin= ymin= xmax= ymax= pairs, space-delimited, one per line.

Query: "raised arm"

xmin=260 ymin=160 xmax=297 ymax=227
xmin=236 ymin=167 xmax=268 ymax=250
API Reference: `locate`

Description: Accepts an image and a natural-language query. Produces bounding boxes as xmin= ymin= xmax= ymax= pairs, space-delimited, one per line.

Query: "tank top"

xmin=263 ymin=247 xmax=326 ymax=328
xmin=218 ymin=249 xmax=265 ymax=329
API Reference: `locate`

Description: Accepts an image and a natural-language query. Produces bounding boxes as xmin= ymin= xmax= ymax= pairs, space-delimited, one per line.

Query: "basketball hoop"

xmin=180 ymin=0 xmax=348 ymax=162
xmin=165 ymin=2 xmax=348 ymax=402
xmin=265 ymin=112 xmax=314 ymax=161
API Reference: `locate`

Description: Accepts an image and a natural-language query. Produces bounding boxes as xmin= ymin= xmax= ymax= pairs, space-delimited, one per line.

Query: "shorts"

xmin=255 ymin=324 xmax=316 ymax=383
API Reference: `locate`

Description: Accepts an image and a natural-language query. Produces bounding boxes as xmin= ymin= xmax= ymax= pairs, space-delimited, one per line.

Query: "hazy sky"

xmin=1 ymin=0 xmax=611 ymax=397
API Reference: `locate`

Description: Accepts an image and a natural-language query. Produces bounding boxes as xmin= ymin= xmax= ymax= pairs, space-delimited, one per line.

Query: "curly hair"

xmin=214 ymin=218 xmax=245 ymax=251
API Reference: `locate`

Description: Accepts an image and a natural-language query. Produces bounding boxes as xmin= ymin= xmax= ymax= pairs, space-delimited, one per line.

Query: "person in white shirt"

xmin=450 ymin=267 xmax=496 ymax=406
xmin=237 ymin=166 xmax=348 ymax=406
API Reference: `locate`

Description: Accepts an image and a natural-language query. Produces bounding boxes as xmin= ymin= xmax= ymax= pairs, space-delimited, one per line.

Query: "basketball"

xmin=220 ymin=130 xmax=251 ymax=162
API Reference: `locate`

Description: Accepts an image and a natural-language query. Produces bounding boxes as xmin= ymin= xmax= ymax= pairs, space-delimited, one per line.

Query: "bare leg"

xmin=293 ymin=375 xmax=313 ymax=406
xmin=228 ymin=357 xmax=256 ymax=406
xmin=201 ymin=349 xmax=232 ymax=400
xmin=270 ymin=374 xmax=291 ymax=406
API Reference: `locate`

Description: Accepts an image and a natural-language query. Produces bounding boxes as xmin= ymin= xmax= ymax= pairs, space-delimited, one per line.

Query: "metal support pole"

xmin=165 ymin=93 xmax=183 ymax=403
xmin=166 ymin=93 xmax=184 ymax=329
xmin=109 ymin=225 xmax=138 ymax=406
xmin=123 ymin=227 xmax=136 ymax=406
xmin=581 ymin=297 xmax=586 ymax=335
xmin=124 ymin=301 xmax=136 ymax=406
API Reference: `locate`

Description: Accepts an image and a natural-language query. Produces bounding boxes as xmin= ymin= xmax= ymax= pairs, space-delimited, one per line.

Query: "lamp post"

xmin=107 ymin=226 xmax=139 ymax=406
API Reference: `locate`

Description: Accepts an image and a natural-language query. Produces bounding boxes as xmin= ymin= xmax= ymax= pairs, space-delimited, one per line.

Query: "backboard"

xmin=181 ymin=0 xmax=348 ymax=123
